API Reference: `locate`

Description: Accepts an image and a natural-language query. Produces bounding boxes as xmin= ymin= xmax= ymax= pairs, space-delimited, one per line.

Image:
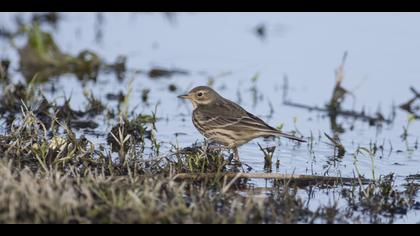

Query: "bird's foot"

xmin=228 ymin=153 xmax=242 ymax=166
xmin=201 ymin=140 xmax=209 ymax=156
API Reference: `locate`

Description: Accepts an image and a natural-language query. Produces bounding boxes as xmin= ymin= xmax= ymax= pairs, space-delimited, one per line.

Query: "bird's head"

xmin=178 ymin=86 xmax=220 ymax=108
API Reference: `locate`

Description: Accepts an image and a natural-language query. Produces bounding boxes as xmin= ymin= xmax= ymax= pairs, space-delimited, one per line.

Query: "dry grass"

xmin=0 ymin=159 xmax=314 ymax=224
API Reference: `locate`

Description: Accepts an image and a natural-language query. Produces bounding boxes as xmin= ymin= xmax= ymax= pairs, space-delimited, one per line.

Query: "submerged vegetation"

xmin=283 ymin=52 xmax=393 ymax=134
xmin=0 ymin=13 xmax=419 ymax=224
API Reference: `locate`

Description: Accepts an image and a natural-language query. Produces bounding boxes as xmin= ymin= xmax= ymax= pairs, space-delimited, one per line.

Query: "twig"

xmin=171 ymin=172 xmax=372 ymax=186
xmin=284 ymin=100 xmax=392 ymax=124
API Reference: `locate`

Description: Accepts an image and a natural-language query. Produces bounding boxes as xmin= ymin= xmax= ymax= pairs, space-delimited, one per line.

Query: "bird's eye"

xmin=197 ymin=92 xmax=203 ymax=97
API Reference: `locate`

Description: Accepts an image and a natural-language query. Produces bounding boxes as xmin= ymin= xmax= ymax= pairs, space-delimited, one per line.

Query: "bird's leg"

xmin=202 ymin=139 xmax=209 ymax=156
xmin=233 ymin=147 xmax=240 ymax=161
xmin=227 ymin=143 xmax=240 ymax=161
xmin=227 ymin=146 xmax=242 ymax=166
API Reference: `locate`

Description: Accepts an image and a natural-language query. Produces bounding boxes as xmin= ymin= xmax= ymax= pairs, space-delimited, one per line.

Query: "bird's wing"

xmin=195 ymin=99 xmax=278 ymax=133
xmin=194 ymin=99 xmax=306 ymax=143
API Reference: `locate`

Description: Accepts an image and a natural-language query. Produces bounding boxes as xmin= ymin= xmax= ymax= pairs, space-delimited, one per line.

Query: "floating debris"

xmin=254 ymin=23 xmax=266 ymax=41
xmin=70 ymin=120 xmax=99 ymax=130
xmin=148 ymin=67 xmax=189 ymax=79
xmin=406 ymin=174 xmax=420 ymax=181
xmin=106 ymin=91 xmax=125 ymax=102
xmin=168 ymin=84 xmax=177 ymax=92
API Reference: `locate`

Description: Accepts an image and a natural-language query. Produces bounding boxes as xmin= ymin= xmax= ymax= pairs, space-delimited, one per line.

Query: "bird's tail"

xmin=274 ymin=131 xmax=307 ymax=143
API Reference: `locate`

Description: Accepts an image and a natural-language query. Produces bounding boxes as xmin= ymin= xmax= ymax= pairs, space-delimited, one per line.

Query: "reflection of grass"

xmin=1 ymin=20 xmax=127 ymax=83
xmin=399 ymin=87 xmax=420 ymax=119
xmin=401 ymin=114 xmax=416 ymax=141
xmin=401 ymin=114 xmax=417 ymax=154
xmin=19 ymin=23 xmax=101 ymax=82
xmin=341 ymin=174 xmax=417 ymax=223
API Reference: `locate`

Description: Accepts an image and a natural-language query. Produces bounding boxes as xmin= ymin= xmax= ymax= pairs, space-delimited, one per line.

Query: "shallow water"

xmin=1 ymin=12 xmax=420 ymax=223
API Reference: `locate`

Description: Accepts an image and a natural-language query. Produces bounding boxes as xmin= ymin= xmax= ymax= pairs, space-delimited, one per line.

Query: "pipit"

xmin=178 ymin=86 xmax=306 ymax=161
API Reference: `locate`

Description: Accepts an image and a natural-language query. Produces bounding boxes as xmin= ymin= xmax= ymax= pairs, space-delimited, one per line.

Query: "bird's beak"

xmin=178 ymin=94 xmax=190 ymax=99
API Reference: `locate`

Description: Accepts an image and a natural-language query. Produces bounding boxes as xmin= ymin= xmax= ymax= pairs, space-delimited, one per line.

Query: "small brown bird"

xmin=178 ymin=86 xmax=306 ymax=161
